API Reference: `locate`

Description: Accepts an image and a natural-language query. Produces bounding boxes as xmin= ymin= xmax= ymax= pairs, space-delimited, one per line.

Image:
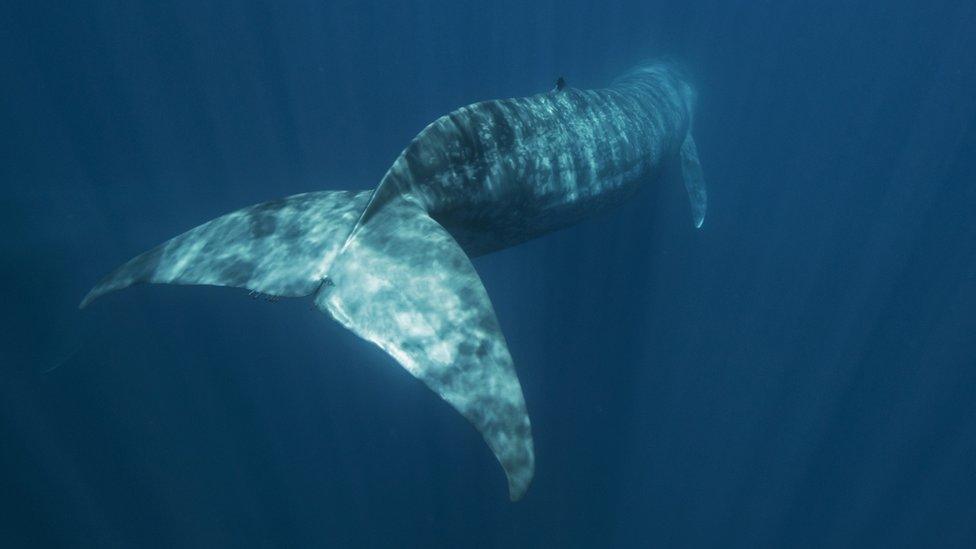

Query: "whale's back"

xmin=381 ymin=88 xmax=672 ymax=255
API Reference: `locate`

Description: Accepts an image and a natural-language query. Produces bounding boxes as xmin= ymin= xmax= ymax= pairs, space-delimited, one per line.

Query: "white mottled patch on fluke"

xmin=316 ymin=195 xmax=535 ymax=500
xmin=80 ymin=190 xmax=373 ymax=307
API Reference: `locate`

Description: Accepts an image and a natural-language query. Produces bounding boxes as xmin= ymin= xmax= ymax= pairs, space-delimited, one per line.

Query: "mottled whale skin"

xmin=81 ymin=61 xmax=707 ymax=501
xmin=366 ymin=62 xmax=704 ymax=258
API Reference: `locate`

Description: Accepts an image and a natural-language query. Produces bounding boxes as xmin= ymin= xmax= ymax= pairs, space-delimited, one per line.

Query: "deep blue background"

xmin=3 ymin=1 xmax=975 ymax=547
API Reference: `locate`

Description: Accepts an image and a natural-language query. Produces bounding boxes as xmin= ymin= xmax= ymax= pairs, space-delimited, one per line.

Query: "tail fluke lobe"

xmin=316 ymin=195 xmax=535 ymax=500
xmin=80 ymin=190 xmax=371 ymax=308
xmin=680 ymin=134 xmax=707 ymax=229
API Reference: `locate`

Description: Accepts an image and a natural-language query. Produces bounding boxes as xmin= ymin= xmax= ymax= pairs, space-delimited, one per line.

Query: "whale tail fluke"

xmin=80 ymin=189 xmax=536 ymax=500
xmin=316 ymin=194 xmax=535 ymax=500
xmin=680 ymin=134 xmax=707 ymax=229
xmin=79 ymin=190 xmax=373 ymax=308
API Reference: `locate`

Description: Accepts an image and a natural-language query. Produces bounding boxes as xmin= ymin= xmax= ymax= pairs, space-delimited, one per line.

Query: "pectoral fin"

xmin=680 ymin=134 xmax=707 ymax=229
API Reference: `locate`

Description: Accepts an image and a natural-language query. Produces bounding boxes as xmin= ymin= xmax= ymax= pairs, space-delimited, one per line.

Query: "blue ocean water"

xmin=3 ymin=1 xmax=975 ymax=547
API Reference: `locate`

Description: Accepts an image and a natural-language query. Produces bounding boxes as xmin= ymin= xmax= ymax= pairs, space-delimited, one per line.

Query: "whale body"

xmin=81 ymin=61 xmax=707 ymax=500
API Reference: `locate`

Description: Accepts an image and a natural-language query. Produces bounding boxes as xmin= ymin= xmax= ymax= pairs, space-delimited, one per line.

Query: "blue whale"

xmin=81 ymin=61 xmax=708 ymax=500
